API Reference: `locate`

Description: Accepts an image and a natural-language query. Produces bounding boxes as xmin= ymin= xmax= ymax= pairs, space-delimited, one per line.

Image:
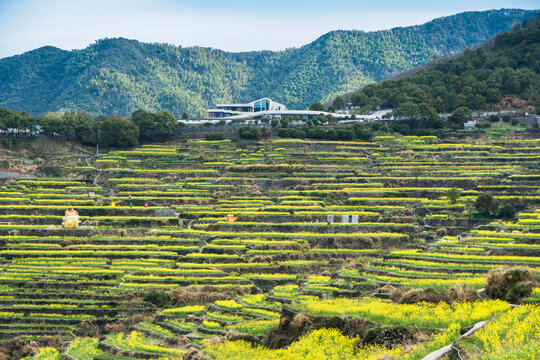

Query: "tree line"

xmin=0 ymin=108 xmax=181 ymax=147
xmin=235 ymin=115 xmax=375 ymax=141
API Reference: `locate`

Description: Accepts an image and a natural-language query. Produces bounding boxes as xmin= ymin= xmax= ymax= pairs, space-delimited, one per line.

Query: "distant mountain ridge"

xmin=0 ymin=8 xmax=537 ymax=117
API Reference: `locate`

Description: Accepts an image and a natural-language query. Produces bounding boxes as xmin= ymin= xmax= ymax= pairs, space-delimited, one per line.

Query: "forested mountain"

xmin=344 ymin=12 xmax=540 ymax=123
xmin=0 ymin=9 xmax=537 ymax=117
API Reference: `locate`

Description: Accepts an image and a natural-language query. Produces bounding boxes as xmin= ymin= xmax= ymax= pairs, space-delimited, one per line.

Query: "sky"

xmin=0 ymin=0 xmax=538 ymax=59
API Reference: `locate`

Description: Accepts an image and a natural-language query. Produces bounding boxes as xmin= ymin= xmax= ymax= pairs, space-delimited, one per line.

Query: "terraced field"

xmin=1 ymin=135 xmax=539 ymax=359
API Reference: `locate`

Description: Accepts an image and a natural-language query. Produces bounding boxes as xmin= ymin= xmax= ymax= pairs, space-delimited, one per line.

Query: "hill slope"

xmin=0 ymin=9 xmax=537 ymax=117
xmin=343 ymin=13 xmax=540 ymax=117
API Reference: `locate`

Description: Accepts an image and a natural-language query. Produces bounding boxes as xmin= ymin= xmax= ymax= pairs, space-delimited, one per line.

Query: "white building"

xmin=464 ymin=120 xmax=477 ymax=130
xmin=207 ymin=98 xmax=288 ymax=119
xmin=204 ymin=97 xmax=392 ymax=122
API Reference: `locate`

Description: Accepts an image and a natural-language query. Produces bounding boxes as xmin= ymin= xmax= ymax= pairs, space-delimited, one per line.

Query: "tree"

xmin=39 ymin=112 xmax=98 ymax=145
xmin=131 ymin=110 xmax=155 ymax=141
xmin=131 ymin=110 xmax=177 ymax=141
xmin=71 ymin=113 xmax=98 ymax=145
xmin=279 ymin=127 xmax=307 ymax=139
xmin=205 ymin=132 xmax=225 ymax=141
xmin=467 ymin=94 xmax=486 ymax=109
xmin=181 ymin=112 xmax=189 ymax=120
xmin=39 ymin=116 xmax=62 ymax=136
xmin=327 ymin=129 xmax=337 ymax=140
xmin=351 ymin=91 xmax=368 ymax=107
xmin=418 ymin=103 xmax=443 ymax=129
xmin=332 ymin=96 xmax=345 ymax=110
xmin=498 ymin=203 xmax=516 ymax=219
xmin=487 ymin=88 xmax=503 ymax=103
xmin=488 ymin=114 xmax=500 ymax=122
xmin=360 ymin=104 xmax=373 ymax=114
xmin=271 ymin=119 xmax=279 ymax=128
xmin=352 ymin=124 xmax=373 ymax=140
xmin=100 ymin=117 xmax=139 ymax=147
xmin=486 ymin=267 xmax=536 ymax=303
xmin=277 ymin=128 xmax=290 ymax=138
xmin=449 ymin=107 xmax=472 ymax=127
xmin=392 ymin=102 xmax=421 ymax=121
xmin=309 ymin=102 xmax=325 ymax=111
xmin=289 ymin=127 xmax=306 ymax=138
xmin=0 ymin=108 xmax=34 ymax=133
xmin=368 ymin=96 xmax=382 ymax=109
xmin=446 ymin=188 xmax=461 ymax=204
xmin=306 ymin=126 xmax=327 ymax=139
xmin=475 ymin=192 xmax=500 ymax=217
xmin=260 ymin=127 xmax=271 ymax=138
xmin=238 ymin=126 xmax=263 ymax=140
xmin=155 ymin=111 xmax=177 ymax=138
xmin=393 ymin=122 xmax=412 ymax=135
xmin=335 ymin=128 xmax=355 ymax=140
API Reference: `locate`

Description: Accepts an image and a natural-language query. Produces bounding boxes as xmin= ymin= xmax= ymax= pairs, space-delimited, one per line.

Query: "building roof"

xmin=216 ymin=97 xmax=284 ymax=108
xmin=215 ymin=103 xmax=253 ymax=107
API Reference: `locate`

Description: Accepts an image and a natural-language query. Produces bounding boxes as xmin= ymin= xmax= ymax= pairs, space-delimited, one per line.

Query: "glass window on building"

xmin=254 ymin=99 xmax=270 ymax=112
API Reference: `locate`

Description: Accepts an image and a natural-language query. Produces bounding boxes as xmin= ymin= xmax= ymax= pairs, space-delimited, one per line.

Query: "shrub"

xmin=40 ymin=165 xmax=64 ymax=177
xmin=498 ymin=202 xmax=516 ymax=219
xmin=352 ymin=125 xmax=373 ymax=140
xmin=475 ymin=192 xmax=500 ymax=217
xmin=335 ymin=128 xmax=355 ymax=140
xmin=488 ymin=114 xmax=500 ymax=122
xmin=309 ymin=102 xmax=324 ymax=111
xmin=446 ymin=188 xmax=460 ymax=204
xmin=238 ymin=126 xmax=268 ymax=140
xmin=485 ymin=266 xmax=537 ymax=303
xmin=206 ymin=132 xmax=226 ymax=141
xmin=143 ymin=291 xmax=170 ymax=307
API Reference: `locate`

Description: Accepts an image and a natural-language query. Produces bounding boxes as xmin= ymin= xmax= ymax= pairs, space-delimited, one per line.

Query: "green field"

xmin=2 ymin=135 xmax=539 ymax=359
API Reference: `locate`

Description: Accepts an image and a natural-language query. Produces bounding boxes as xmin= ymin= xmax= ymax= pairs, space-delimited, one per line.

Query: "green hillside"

xmin=343 ymin=12 xmax=540 ymax=120
xmin=0 ymin=9 xmax=537 ymax=117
